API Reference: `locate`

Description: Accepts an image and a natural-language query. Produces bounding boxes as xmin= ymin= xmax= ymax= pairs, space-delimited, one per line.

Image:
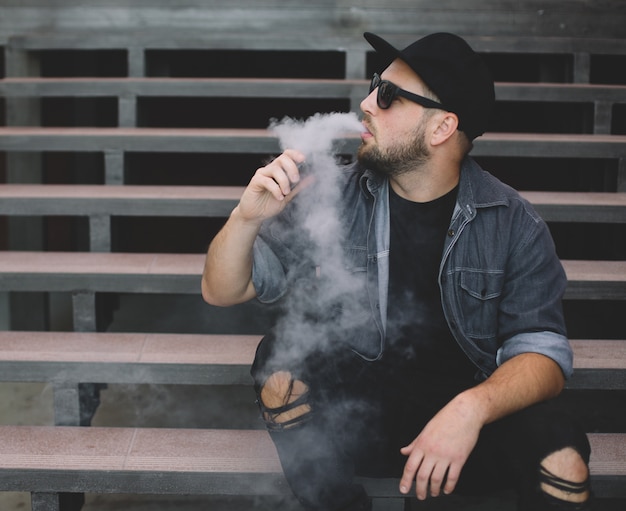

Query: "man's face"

xmin=358 ymin=59 xmax=435 ymax=177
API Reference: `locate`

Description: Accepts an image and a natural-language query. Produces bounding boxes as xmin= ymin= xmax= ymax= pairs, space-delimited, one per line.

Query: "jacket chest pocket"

xmin=458 ymin=270 xmax=504 ymax=341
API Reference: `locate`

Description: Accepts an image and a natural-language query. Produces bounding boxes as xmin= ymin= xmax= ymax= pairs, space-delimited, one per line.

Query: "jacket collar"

xmin=358 ymin=156 xmax=511 ymax=211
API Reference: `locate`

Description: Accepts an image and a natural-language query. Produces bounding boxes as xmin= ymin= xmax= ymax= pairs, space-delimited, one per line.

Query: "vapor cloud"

xmin=266 ymin=112 xmax=369 ymax=363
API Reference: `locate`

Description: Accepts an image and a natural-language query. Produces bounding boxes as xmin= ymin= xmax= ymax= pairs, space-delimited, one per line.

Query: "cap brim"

xmin=364 ymin=32 xmax=402 ymax=64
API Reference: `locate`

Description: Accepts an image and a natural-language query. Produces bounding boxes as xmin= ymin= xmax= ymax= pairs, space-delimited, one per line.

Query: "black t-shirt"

xmin=384 ymin=184 xmax=477 ymax=393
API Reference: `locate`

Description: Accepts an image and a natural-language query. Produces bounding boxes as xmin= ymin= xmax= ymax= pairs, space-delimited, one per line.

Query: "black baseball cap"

xmin=364 ymin=32 xmax=495 ymax=140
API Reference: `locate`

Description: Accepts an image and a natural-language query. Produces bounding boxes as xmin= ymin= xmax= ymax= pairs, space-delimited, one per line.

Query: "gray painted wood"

xmin=0 ymin=332 xmax=621 ymax=389
xmin=0 ymin=426 xmax=621 ymax=497
xmin=1 ymin=78 xmax=625 ymax=102
xmin=0 ymin=186 xmax=623 ymax=223
xmin=2 ymin=2 xmax=626 ymax=42
xmin=0 ymin=128 xmax=624 ymax=160
xmin=0 ymin=252 xmax=623 ymax=298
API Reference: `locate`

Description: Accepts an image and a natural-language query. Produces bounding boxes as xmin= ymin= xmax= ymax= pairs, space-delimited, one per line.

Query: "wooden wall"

xmin=0 ymin=0 xmax=625 ymax=45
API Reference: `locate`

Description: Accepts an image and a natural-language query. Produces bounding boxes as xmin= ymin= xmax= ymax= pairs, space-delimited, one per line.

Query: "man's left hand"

xmin=399 ymin=394 xmax=483 ymax=500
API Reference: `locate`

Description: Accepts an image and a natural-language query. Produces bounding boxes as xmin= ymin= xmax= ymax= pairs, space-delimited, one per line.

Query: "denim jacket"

xmin=252 ymin=157 xmax=573 ymax=380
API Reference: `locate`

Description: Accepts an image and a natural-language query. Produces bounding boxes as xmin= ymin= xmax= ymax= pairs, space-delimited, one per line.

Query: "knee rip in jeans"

xmin=258 ymin=371 xmax=312 ymax=431
xmin=539 ymin=447 xmax=591 ymax=506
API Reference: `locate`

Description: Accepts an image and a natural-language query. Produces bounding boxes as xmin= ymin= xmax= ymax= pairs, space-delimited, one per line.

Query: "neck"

xmin=389 ymin=162 xmax=460 ymax=203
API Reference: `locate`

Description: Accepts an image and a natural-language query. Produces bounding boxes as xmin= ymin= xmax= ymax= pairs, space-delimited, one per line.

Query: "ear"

xmin=430 ymin=112 xmax=459 ymax=146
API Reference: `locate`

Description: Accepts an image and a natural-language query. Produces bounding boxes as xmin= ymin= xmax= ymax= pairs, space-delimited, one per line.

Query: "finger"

xmin=443 ymin=463 xmax=461 ymax=495
xmin=415 ymin=459 xmax=436 ymax=500
xmin=400 ymin=438 xmax=416 ymax=455
xmin=266 ymin=165 xmax=295 ymax=197
xmin=399 ymin=449 xmax=423 ymax=495
xmin=428 ymin=463 xmax=449 ymax=498
xmin=284 ymin=174 xmax=315 ymax=204
xmin=254 ymin=172 xmax=290 ymax=202
xmin=277 ymin=150 xmax=306 ymax=184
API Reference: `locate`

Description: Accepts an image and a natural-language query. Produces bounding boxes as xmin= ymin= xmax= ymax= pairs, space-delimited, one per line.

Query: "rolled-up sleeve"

xmin=496 ymin=330 xmax=573 ymax=378
xmin=252 ymin=236 xmax=288 ymax=303
xmin=496 ymin=203 xmax=573 ymax=377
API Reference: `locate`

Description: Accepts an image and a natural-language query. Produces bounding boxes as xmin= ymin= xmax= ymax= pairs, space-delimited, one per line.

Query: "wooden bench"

xmin=0 ymin=252 xmax=624 ymax=300
xmin=0 ymin=331 xmax=622 ymax=390
xmin=1 ymin=11 xmax=624 ymax=510
xmin=0 ymin=128 xmax=624 ymax=159
xmin=5 ymin=28 xmax=626 ymax=80
xmin=1 ymin=78 xmax=624 ymax=133
xmin=0 ymin=185 xmax=623 ymax=222
xmin=0 ymin=129 xmax=624 ymax=191
xmin=0 ymin=426 xmax=622 ymax=504
xmin=1 ymin=78 xmax=624 ymax=103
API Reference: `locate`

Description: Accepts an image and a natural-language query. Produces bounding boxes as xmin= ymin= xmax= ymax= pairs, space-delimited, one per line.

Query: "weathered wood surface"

xmin=2 ymin=78 xmax=626 ymax=102
xmin=0 ymin=331 xmax=621 ymax=389
xmin=0 ymin=426 xmax=622 ymax=497
xmin=0 ymin=185 xmax=624 ymax=223
xmin=0 ymin=128 xmax=624 ymax=160
xmin=2 ymin=1 xmax=626 ymax=41
xmin=0 ymin=252 xmax=624 ymax=299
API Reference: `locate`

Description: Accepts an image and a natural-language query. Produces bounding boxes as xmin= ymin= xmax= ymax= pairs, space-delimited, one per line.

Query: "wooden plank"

xmin=0 ymin=331 xmax=258 ymax=385
xmin=0 ymin=253 xmax=623 ymax=298
xmin=520 ymin=191 xmax=626 ymax=224
xmin=0 ymin=184 xmax=244 ymax=217
xmin=0 ymin=77 xmax=369 ymax=99
xmin=569 ymin=340 xmax=626 ymax=390
xmin=0 ymin=186 xmax=623 ymax=223
xmin=5 ymin=0 xmax=621 ymax=11
xmin=495 ymin=83 xmax=626 ymax=103
xmin=0 ymin=426 xmax=621 ymax=497
xmin=0 ymin=128 xmax=624 ymax=159
xmin=1 ymin=78 xmax=625 ymax=103
xmin=0 ymin=426 xmax=290 ymax=496
xmin=0 ymin=332 xmax=620 ymax=389
xmin=0 ymin=127 xmax=283 ymax=154
xmin=5 ymin=28 xmax=626 ymax=50
xmin=562 ymin=260 xmax=626 ymax=300
xmin=0 ymin=252 xmax=204 ymax=294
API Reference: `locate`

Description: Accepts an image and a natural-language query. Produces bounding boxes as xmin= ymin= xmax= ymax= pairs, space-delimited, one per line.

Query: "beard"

xmin=357 ymin=119 xmax=430 ymax=178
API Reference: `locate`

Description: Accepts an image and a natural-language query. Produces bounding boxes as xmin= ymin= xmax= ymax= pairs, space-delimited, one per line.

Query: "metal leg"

xmin=31 ymin=490 xmax=85 ymax=510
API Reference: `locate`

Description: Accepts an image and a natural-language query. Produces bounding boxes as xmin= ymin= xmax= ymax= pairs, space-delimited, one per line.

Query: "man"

xmin=202 ymin=32 xmax=592 ymax=511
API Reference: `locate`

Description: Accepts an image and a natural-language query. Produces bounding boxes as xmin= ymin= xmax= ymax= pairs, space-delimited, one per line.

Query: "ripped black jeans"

xmin=251 ymin=332 xmax=592 ymax=511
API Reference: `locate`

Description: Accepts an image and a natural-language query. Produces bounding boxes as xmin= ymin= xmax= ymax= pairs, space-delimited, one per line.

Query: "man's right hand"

xmin=238 ymin=149 xmax=311 ymax=223
xmin=202 ymin=149 xmax=311 ymax=306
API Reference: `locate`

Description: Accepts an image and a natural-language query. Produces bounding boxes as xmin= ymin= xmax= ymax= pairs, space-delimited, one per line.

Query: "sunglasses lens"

xmin=377 ymin=81 xmax=395 ymax=109
xmin=369 ymin=74 xmax=380 ymax=94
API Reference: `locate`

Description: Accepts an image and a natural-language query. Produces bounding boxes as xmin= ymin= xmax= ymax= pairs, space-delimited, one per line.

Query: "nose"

xmin=360 ymin=87 xmax=377 ymax=114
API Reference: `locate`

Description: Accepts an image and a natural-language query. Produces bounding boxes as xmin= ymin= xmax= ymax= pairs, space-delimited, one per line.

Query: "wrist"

xmin=453 ymin=388 xmax=491 ymax=428
xmin=230 ymin=205 xmax=265 ymax=231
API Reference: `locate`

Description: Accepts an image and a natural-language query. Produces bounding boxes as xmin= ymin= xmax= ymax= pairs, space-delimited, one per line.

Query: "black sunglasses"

xmin=369 ymin=73 xmax=446 ymax=111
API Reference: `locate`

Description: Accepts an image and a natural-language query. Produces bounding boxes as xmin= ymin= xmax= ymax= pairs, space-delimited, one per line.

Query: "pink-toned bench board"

xmin=0 ymin=426 xmax=622 ymax=498
xmin=0 ymin=332 xmax=622 ymax=390
xmin=0 ymin=252 xmax=624 ymax=298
